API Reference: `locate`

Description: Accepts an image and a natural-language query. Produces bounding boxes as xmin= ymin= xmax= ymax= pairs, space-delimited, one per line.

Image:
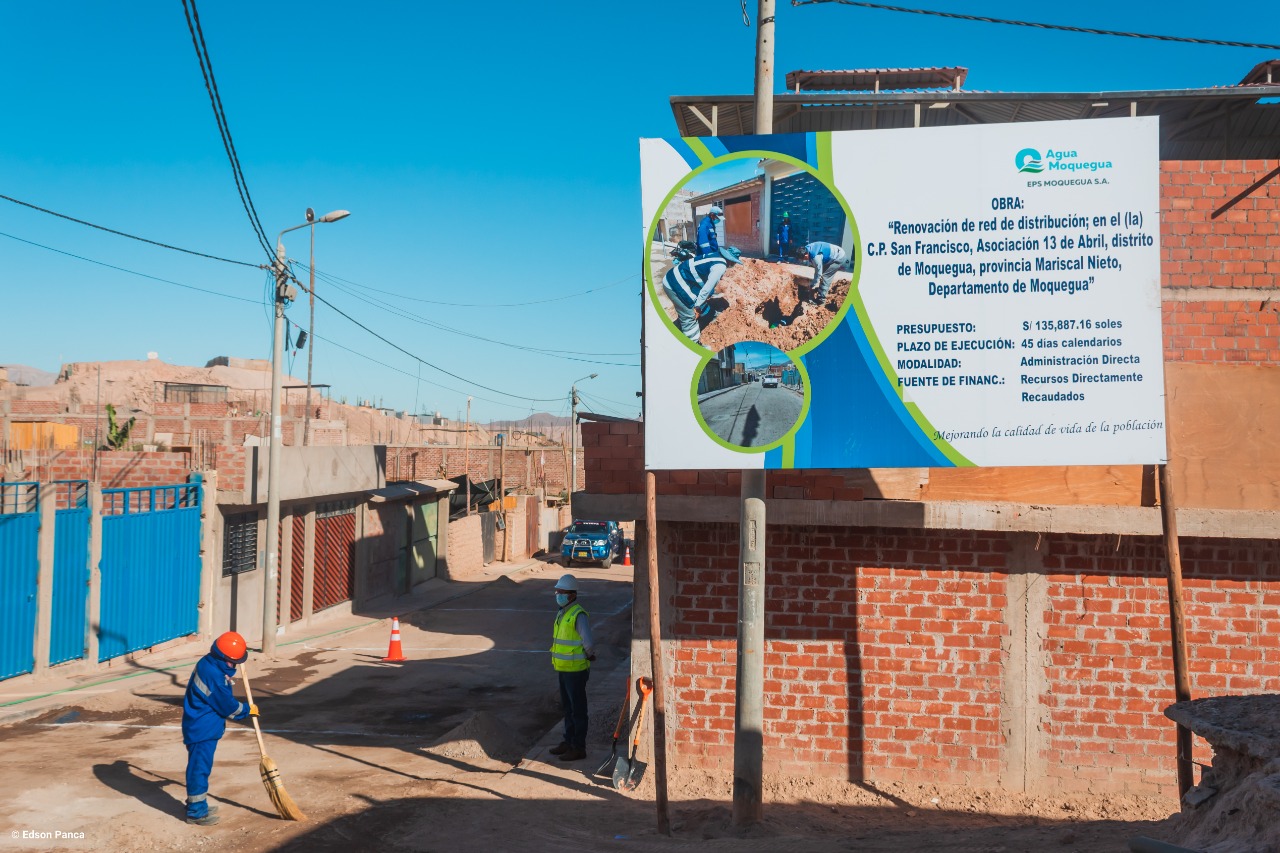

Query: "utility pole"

xmin=464 ymin=396 xmax=473 ymax=516
xmin=303 ymin=211 xmax=316 ymax=446
xmin=567 ymin=374 xmax=596 ymax=517
xmin=262 ymin=253 xmax=292 ymax=657
xmin=569 ymin=385 xmax=578 ymax=518
xmin=734 ymin=0 xmax=774 ymax=829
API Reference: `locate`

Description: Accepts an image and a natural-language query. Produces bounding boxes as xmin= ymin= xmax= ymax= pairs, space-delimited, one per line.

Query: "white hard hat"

xmin=556 ymin=574 xmax=578 ymax=592
xmin=709 ymin=205 xmax=723 ymax=216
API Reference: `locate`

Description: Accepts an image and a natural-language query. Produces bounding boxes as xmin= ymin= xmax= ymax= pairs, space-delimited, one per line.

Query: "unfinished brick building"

xmin=581 ymin=62 xmax=1280 ymax=799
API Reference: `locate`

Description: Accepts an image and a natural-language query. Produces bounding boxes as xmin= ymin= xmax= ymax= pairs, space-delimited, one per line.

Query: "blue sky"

xmin=732 ymin=341 xmax=791 ymax=371
xmin=0 ymin=1 xmax=1268 ymax=422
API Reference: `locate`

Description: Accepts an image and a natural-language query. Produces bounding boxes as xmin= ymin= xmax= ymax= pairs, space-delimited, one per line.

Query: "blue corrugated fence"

xmin=0 ymin=483 xmax=40 ymax=680
xmin=51 ymin=482 xmax=91 ymax=666
xmin=99 ymin=484 xmax=202 ymax=662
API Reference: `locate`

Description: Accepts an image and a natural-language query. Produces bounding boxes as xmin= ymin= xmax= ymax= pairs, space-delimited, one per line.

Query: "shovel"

xmin=613 ymin=677 xmax=653 ymax=791
xmin=595 ymin=683 xmax=631 ymax=778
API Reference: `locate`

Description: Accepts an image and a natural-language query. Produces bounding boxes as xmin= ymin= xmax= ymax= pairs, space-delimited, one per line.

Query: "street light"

xmin=262 ymin=209 xmax=349 ymax=657
xmin=568 ymin=373 xmax=597 ymax=520
xmin=303 ymin=210 xmax=350 ymax=448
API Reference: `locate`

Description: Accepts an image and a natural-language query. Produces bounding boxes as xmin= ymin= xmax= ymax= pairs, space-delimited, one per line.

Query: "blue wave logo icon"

xmin=1015 ymin=148 xmax=1044 ymax=173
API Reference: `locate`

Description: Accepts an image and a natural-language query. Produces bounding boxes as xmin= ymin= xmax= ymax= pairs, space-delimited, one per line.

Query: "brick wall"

xmin=655 ymin=522 xmax=1280 ymax=796
xmin=1 ymin=449 xmax=194 ymax=488
xmin=445 ymin=514 xmax=485 ymax=580
xmin=1161 ymin=160 xmax=1280 ymax=363
xmin=382 ymin=444 xmax=583 ymax=494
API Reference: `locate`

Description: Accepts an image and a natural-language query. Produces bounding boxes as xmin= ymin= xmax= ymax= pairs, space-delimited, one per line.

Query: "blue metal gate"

xmin=99 ymin=483 xmax=202 ymax=662
xmin=0 ymin=483 xmax=40 ymax=680
xmin=51 ymin=481 xmax=91 ymax=666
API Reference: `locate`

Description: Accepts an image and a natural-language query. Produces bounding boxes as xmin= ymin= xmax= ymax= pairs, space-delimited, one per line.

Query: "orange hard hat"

xmin=214 ymin=631 xmax=248 ymax=664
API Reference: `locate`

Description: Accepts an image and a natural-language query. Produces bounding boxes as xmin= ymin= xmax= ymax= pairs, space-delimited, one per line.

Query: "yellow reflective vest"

xmin=551 ymin=603 xmax=590 ymax=672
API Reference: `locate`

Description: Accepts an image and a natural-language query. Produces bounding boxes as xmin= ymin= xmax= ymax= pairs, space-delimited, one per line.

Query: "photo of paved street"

xmin=698 ymin=381 xmax=803 ymax=447
xmin=697 ymin=342 xmax=805 ymax=448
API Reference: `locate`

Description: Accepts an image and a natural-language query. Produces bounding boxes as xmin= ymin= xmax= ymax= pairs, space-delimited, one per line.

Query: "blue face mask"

xmin=556 ymin=593 xmax=571 ymax=607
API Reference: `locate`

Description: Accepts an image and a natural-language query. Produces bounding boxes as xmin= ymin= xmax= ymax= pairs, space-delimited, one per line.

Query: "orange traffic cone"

xmin=382 ymin=617 xmax=407 ymax=662
xmin=623 ymin=545 xmax=632 ymax=567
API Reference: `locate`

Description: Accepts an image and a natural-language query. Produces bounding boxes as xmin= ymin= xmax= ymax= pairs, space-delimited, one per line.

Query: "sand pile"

xmin=421 ymin=711 xmax=527 ymax=767
xmin=697 ymin=259 xmax=852 ymax=353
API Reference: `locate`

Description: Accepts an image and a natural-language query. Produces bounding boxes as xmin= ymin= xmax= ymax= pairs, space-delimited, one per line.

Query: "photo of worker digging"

xmin=650 ymin=154 xmax=855 ymax=353
xmin=695 ymin=341 xmax=805 ymax=449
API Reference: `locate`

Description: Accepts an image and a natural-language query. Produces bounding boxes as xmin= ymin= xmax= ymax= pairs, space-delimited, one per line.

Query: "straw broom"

xmin=241 ymin=663 xmax=306 ymax=821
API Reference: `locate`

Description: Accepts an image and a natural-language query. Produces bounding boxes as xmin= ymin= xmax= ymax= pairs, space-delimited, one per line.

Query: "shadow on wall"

xmin=262 ymin=791 xmax=1178 ymax=853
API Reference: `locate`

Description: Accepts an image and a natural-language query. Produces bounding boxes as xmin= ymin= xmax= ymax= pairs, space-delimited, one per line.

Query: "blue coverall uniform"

xmin=182 ymin=643 xmax=252 ymax=820
xmin=777 ymin=221 xmax=792 ymax=259
xmin=696 ymin=214 xmax=722 ymax=258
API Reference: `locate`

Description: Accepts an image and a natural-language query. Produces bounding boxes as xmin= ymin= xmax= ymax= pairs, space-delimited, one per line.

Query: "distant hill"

xmin=1 ymin=364 xmax=57 ymax=386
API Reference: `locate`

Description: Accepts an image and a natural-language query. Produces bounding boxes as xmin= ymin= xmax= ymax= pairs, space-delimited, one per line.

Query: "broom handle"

xmin=240 ymin=662 xmax=269 ymax=758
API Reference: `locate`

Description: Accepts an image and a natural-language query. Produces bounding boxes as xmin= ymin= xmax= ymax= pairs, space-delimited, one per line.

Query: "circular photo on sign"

xmin=648 ymin=155 xmax=857 ymax=356
xmin=693 ymin=341 xmax=808 ymax=451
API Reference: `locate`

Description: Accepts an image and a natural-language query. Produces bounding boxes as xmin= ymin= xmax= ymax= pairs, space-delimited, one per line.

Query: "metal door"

xmin=313 ymin=502 xmax=355 ymax=612
xmin=480 ymin=512 xmax=496 ymax=565
xmin=51 ymin=482 xmax=90 ymax=666
xmin=99 ymin=484 xmax=202 ymax=662
xmin=409 ymin=500 xmax=438 ymax=586
xmin=275 ymin=514 xmax=306 ymax=625
xmin=0 ymin=483 xmax=39 ymax=680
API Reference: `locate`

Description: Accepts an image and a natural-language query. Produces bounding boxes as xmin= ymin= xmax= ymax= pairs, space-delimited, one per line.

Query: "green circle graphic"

xmin=644 ymin=150 xmax=862 ymax=361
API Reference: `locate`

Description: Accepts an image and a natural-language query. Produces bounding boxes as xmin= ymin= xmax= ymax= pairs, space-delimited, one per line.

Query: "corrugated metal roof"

xmin=670 ymin=84 xmax=1280 ymax=160
xmin=368 ymin=479 xmax=458 ymax=502
xmin=785 ymin=67 xmax=967 ymax=92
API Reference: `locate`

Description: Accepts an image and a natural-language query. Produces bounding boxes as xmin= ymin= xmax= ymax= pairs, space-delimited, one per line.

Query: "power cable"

xmin=180 ymin=0 xmax=274 ymax=260
xmin=790 ymin=1 xmax=1280 ymax=50
xmin=0 ymin=229 xmax=260 ymax=304
xmin=289 ymin=276 xmax=565 ymax=403
xmin=0 ymin=193 xmax=257 ymax=267
xmin=302 ymin=262 xmax=636 ymax=308
xmin=306 ymin=269 xmax=639 ymax=365
xmin=300 ymin=329 xmax=543 ymax=413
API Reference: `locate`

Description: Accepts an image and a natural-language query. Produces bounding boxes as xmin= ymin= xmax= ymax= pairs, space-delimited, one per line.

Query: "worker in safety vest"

xmin=697 ymin=205 xmax=724 ymax=258
xmin=182 ymin=631 xmax=257 ymax=826
xmin=661 ymin=246 xmax=743 ymax=344
xmin=798 ymin=241 xmax=849 ymax=305
xmin=548 ymin=573 xmax=595 ymax=762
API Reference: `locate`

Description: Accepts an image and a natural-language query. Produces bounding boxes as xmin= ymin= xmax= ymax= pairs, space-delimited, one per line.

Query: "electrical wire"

xmin=288 ymin=277 xmax=565 ymax=403
xmin=301 ymin=262 xmax=636 ymax=308
xmin=0 ymin=193 xmax=257 ymax=267
xmin=0 ymin=229 xmax=259 ymax=304
xmin=305 ymin=268 xmax=639 ymax=366
xmin=302 ymin=329 xmax=558 ymax=413
xmin=180 ymin=0 xmax=274 ymax=260
xmin=790 ymin=0 xmax=1280 ymax=50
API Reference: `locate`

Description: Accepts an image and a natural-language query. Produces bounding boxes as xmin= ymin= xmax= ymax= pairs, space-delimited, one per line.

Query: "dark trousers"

xmin=558 ymin=668 xmax=590 ymax=749
xmin=185 ymin=738 xmax=219 ymax=818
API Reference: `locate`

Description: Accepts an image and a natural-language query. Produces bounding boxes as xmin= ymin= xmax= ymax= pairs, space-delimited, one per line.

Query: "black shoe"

xmin=186 ymin=814 xmax=220 ymax=826
xmin=559 ymin=747 xmax=587 ymax=762
xmin=548 ymin=742 xmax=571 ymax=755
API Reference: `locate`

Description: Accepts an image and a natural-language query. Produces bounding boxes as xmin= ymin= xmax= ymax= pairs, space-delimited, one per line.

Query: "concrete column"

xmin=86 ymin=483 xmax=103 ymax=666
xmin=33 ymin=486 xmax=56 ymax=676
xmin=1000 ymin=532 xmax=1050 ymax=793
xmin=280 ymin=505 xmax=295 ymax=629
xmin=196 ymin=471 xmax=219 ymax=641
xmin=301 ymin=506 xmax=316 ymax=625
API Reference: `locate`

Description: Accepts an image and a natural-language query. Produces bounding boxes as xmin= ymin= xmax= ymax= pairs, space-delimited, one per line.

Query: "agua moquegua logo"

xmin=1015 ymin=148 xmax=1043 ymax=173
xmin=1016 ymin=146 xmax=1113 ymax=175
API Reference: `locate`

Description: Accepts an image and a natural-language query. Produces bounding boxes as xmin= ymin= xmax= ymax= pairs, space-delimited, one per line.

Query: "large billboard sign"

xmin=642 ymin=118 xmax=1165 ymax=470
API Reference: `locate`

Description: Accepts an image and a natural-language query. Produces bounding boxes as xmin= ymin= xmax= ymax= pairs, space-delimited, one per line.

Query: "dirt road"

xmin=0 ymin=557 xmax=1182 ymax=853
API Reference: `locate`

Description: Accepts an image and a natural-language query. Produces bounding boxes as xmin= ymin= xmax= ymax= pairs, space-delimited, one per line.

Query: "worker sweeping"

xmin=181 ymin=631 xmax=257 ymax=826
